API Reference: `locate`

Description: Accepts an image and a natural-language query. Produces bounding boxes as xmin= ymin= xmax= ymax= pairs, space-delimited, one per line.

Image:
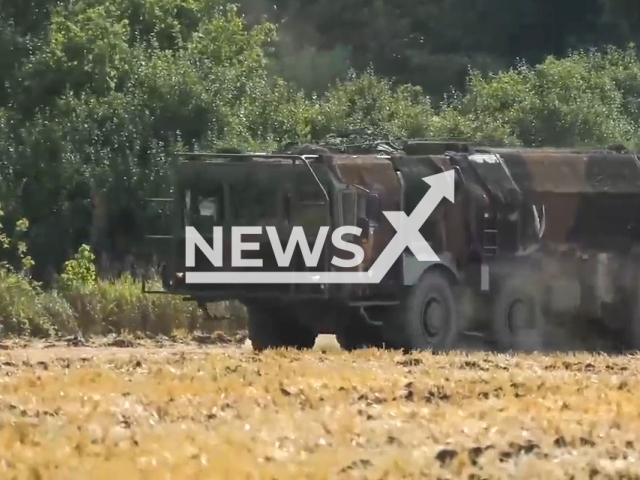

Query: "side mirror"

xmin=365 ymin=193 xmax=381 ymax=223
xmin=356 ymin=216 xmax=370 ymax=240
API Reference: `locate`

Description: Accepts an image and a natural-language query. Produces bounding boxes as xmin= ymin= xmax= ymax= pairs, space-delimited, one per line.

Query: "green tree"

xmin=432 ymin=47 xmax=640 ymax=148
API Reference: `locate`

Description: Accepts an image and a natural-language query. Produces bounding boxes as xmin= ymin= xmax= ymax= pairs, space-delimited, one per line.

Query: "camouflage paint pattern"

xmin=493 ymin=150 xmax=640 ymax=253
xmin=330 ymin=154 xmax=401 ymax=275
xmin=389 ymin=154 xmax=471 ymax=269
xmin=391 ymin=147 xmax=640 ymax=268
xmin=161 ymin=144 xmax=640 ymax=306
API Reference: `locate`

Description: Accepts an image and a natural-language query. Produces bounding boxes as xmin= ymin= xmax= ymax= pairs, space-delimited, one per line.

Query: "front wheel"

xmin=335 ymin=308 xmax=386 ymax=351
xmin=384 ymin=269 xmax=460 ymax=352
xmin=247 ymin=305 xmax=317 ymax=352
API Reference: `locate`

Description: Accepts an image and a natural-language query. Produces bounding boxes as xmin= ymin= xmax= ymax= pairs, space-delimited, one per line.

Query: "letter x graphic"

xmin=366 ymin=174 xmax=453 ymax=279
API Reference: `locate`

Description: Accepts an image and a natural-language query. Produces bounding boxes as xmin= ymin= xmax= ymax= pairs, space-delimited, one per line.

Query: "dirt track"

xmin=1 ymin=337 xmax=640 ymax=478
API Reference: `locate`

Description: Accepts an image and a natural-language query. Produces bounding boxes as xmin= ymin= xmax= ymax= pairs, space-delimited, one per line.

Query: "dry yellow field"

xmin=0 ymin=335 xmax=639 ymax=479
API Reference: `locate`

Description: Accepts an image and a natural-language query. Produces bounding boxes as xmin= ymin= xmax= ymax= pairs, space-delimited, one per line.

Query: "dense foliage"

xmin=2 ymin=0 xmax=640 ymax=278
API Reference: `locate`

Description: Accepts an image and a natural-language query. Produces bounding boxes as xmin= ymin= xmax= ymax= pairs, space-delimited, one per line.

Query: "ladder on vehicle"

xmin=481 ymin=211 xmax=499 ymax=258
xmin=479 ymin=211 xmax=498 ymax=293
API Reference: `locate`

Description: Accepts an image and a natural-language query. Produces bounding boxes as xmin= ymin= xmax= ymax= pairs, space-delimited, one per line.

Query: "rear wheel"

xmin=384 ymin=269 xmax=460 ymax=352
xmin=247 ymin=305 xmax=317 ymax=352
xmin=491 ymin=272 xmax=545 ymax=352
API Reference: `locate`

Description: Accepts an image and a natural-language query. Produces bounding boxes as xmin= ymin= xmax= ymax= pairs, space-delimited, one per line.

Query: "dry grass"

xmin=0 ymin=338 xmax=639 ymax=479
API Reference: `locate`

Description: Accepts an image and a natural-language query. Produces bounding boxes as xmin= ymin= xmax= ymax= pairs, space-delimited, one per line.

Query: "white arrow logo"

xmin=185 ymin=170 xmax=455 ymax=284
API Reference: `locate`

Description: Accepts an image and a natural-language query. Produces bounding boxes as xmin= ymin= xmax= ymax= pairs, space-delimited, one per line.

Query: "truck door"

xmin=335 ymin=185 xmax=382 ymax=273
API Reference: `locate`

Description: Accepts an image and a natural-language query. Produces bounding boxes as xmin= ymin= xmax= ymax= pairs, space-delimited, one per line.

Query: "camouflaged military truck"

xmin=143 ymin=140 xmax=640 ymax=353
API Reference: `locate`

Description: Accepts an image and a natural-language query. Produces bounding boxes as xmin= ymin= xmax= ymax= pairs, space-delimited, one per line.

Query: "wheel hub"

xmin=506 ymin=299 xmax=528 ymax=332
xmin=422 ymin=297 xmax=444 ymax=338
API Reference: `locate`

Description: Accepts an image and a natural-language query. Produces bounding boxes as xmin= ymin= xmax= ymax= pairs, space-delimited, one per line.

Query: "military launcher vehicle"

xmin=143 ymin=140 xmax=640 ymax=353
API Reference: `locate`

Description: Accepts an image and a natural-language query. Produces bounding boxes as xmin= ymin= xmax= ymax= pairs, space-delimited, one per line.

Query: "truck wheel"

xmin=247 ymin=306 xmax=317 ymax=352
xmin=387 ymin=269 xmax=459 ymax=352
xmin=336 ymin=309 xmax=385 ymax=351
xmin=621 ymin=280 xmax=640 ymax=352
xmin=491 ymin=273 xmax=545 ymax=352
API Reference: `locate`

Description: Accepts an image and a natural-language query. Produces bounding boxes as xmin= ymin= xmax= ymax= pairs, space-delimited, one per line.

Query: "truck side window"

xmin=198 ymin=198 xmax=218 ymax=219
xmin=185 ymin=188 xmax=224 ymax=230
xmin=194 ymin=196 xmax=221 ymax=231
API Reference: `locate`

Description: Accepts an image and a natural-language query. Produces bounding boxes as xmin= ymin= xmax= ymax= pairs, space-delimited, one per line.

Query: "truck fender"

xmin=401 ymin=251 xmax=458 ymax=286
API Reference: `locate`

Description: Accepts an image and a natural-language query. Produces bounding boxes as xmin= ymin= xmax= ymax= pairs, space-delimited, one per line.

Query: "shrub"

xmin=0 ymin=212 xmax=246 ymax=340
xmin=0 ymin=206 xmax=62 ymax=338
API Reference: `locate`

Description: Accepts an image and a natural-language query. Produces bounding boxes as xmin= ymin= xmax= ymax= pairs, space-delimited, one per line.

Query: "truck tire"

xmin=247 ymin=306 xmax=317 ymax=352
xmin=491 ymin=273 xmax=545 ymax=352
xmin=621 ymin=278 xmax=640 ymax=352
xmin=335 ymin=309 xmax=386 ymax=351
xmin=386 ymin=269 xmax=459 ymax=352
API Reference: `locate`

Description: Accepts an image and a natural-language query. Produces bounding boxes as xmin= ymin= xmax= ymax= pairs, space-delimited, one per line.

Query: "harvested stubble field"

xmin=0 ymin=335 xmax=639 ymax=479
